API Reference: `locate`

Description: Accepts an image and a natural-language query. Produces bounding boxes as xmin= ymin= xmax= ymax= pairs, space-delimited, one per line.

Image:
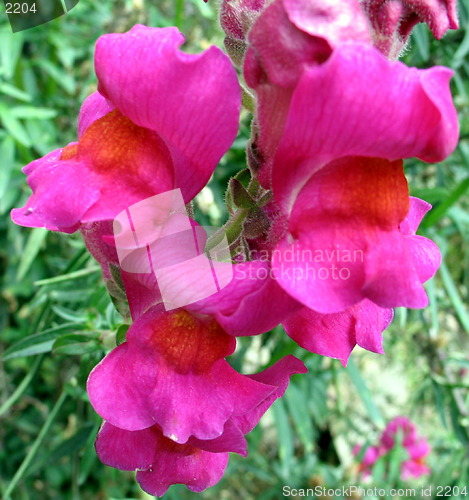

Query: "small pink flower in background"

xmin=11 ymin=25 xmax=240 ymax=233
xmin=362 ymin=0 xmax=459 ymax=58
xmin=355 ymin=416 xmax=431 ymax=479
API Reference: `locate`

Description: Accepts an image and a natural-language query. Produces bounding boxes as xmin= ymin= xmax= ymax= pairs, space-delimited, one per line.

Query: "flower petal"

xmin=77 ymin=91 xmax=114 ymax=138
xmin=187 ymin=260 xmax=301 ymax=336
xmin=273 ymin=158 xmax=437 ymax=312
xmin=11 ymin=149 xmax=101 ymax=233
xmin=95 ymin=422 xmax=229 ymax=496
xmin=136 ymin=443 xmax=229 ymax=496
xmin=234 ymin=354 xmax=308 ymax=433
xmin=95 ymin=25 xmax=241 ymax=202
xmin=87 ymin=342 xmax=157 ymax=431
xmin=283 ymin=300 xmax=392 ymax=364
xmin=271 ymin=43 xmax=458 ymax=211
xmin=87 ymin=308 xmax=276 ymax=442
xmin=95 ymin=422 xmax=158 ymax=471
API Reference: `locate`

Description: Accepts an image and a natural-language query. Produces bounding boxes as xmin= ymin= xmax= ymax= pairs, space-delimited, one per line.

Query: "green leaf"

xmin=432 ymin=379 xmax=448 ymax=428
xmin=0 ymin=82 xmax=32 ymax=102
xmin=230 ymin=178 xmax=256 ymax=209
xmin=116 ymin=324 xmax=129 ymax=346
xmin=51 ymin=304 xmax=89 ymax=323
xmin=0 ymin=354 xmax=43 ymax=417
xmin=412 ymin=24 xmax=430 ymax=62
xmin=371 ymin=454 xmax=386 ymax=485
xmin=272 ymin=399 xmax=294 ymax=479
xmin=0 ymin=103 xmax=31 ymax=147
xmin=0 ymin=136 xmax=15 ymax=212
xmin=2 ymin=391 xmax=67 ymax=500
xmin=423 ymin=177 xmax=469 ymax=227
xmin=52 ymin=333 xmax=100 ymax=355
xmin=34 ymin=266 xmax=101 ymax=286
xmin=449 ymin=397 xmax=469 ymax=444
xmin=0 ymin=28 xmax=24 ymax=79
xmin=3 ymin=324 xmax=85 ymax=360
xmin=77 ymin=421 xmax=101 ymax=486
xmin=284 ymin=384 xmax=314 ymax=453
xmin=438 ymin=259 xmax=469 ymax=333
xmin=453 ymin=21 xmax=469 ymax=69
xmin=28 ymin=423 xmax=95 ymax=475
xmin=387 ymin=432 xmax=406 ymax=486
xmin=346 ymin=359 xmax=383 ymax=425
xmin=10 ymin=106 xmax=58 ymax=119
xmin=35 ymin=59 xmax=76 ymax=94
xmin=16 ymin=228 xmax=48 ymax=281
xmin=175 ymin=0 xmax=184 ymax=27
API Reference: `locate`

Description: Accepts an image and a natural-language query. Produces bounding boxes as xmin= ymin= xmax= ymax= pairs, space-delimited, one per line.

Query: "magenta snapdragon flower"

xmin=263 ymin=44 xmax=456 ymax=359
xmin=11 ymin=25 xmax=240 ymax=233
xmin=87 ymin=305 xmax=307 ymax=443
xmin=236 ymin=0 xmax=458 ymax=363
xmin=94 ymin=354 xmax=305 ymax=495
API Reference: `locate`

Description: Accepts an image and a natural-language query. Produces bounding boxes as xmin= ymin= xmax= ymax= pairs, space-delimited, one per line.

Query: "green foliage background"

xmin=1 ymin=0 xmax=469 ymax=498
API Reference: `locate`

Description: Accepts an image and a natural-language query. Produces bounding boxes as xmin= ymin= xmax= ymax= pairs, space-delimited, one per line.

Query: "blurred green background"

xmin=1 ymin=0 xmax=469 ymax=498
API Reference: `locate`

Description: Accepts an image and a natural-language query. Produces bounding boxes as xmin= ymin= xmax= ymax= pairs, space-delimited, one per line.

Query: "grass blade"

xmin=3 ymin=391 xmax=67 ymax=500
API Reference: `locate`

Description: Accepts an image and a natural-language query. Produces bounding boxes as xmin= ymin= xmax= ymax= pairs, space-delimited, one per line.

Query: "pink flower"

xmin=241 ymin=11 xmax=457 ymax=361
xmin=355 ymin=416 xmax=431 ymax=480
xmin=94 ymin=354 xmax=303 ymax=495
xmin=87 ymin=305 xmax=307 ymax=443
xmin=11 ymin=25 xmax=240 ymax=233
xmin=362 ymin=0 xmax=459 ymax=58
xmin=257 ymin=41 xmax=457 ymax=322
xmin=353 ymin=444 xmax=384 ymax=475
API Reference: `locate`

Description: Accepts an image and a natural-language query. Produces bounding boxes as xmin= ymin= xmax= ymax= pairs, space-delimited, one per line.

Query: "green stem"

xmin=241 ymin=85 xmax=255 ymax=113
xmin=3 ymin=391 xmax=67 ymax=499
xmin=175 ymin=0 xmax=184 ymax=28
xmin=0 ymin=355 xmax=44 ymax=418
xmin=34 ymin=266 xmax=100 ymax=286
xmin=206 ymin=208 xmax=247 ymax=253
xmin=439 ymin=259 xmax=469 ymax=333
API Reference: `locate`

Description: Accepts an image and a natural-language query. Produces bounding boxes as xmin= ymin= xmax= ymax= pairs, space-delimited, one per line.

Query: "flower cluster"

xmin=11 ymin=0 xmax=459 ymax=495
xmin=354 ymin=416 xmax=431 ymax=479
